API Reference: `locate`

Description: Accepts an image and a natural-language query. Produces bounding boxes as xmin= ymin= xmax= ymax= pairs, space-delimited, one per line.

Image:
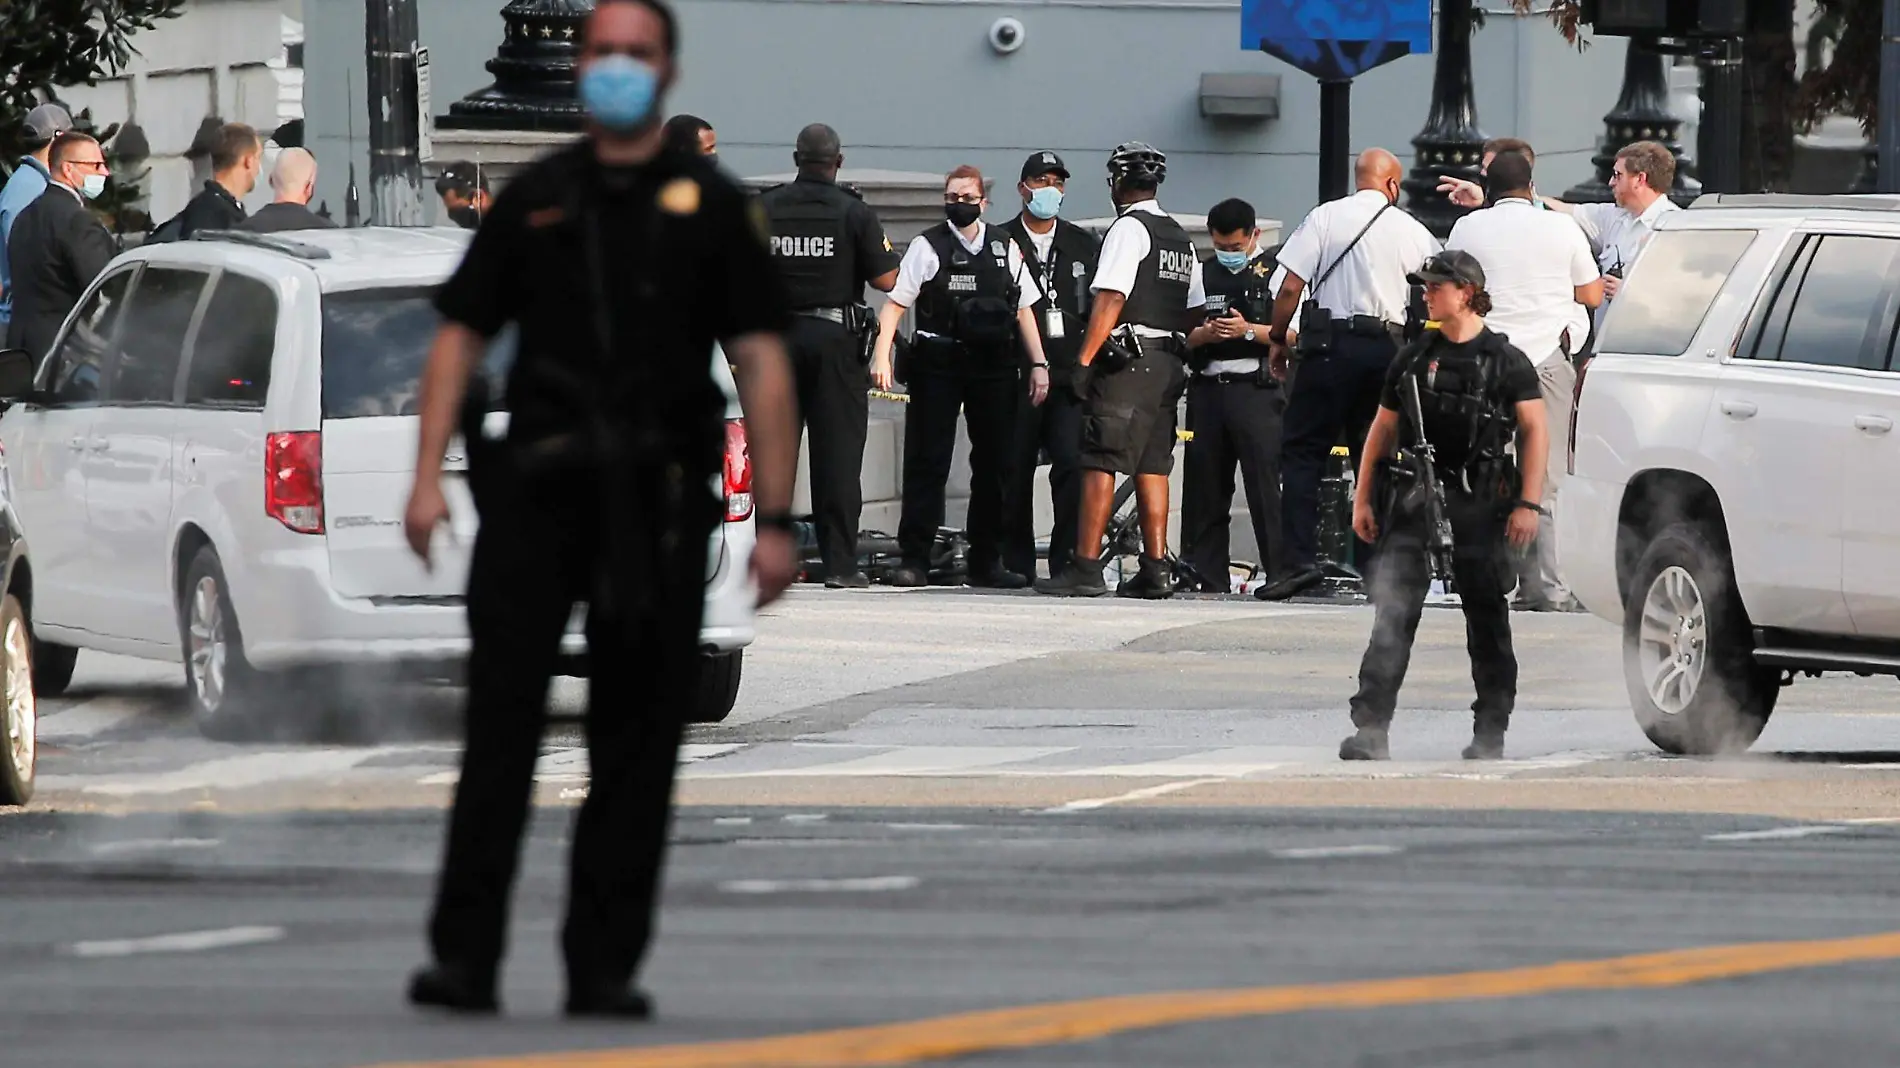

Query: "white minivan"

xmin=0 ymin=227 xmax=757 ymax=738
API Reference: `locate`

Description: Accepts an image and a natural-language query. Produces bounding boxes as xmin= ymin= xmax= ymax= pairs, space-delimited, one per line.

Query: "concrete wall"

xmin=304 ymin=0 xmax=1632 ymax=230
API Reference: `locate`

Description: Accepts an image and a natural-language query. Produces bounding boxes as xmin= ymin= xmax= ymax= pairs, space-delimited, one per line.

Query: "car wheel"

xmin=1622 ymin=522 xmax=1777 ymax=755
xmin=180 ymin=547 xmax=260 ymax=740
xmin=1 ymin=595 xmax=37 ymax=806
xmin=31 ymin=640 xmax=77 ymax=697
xmin=690 ymin=650 xmax=743 ymax=724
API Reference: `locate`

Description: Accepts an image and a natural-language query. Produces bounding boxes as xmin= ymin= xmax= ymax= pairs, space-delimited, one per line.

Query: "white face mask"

xmin=79 ymin=173 xmax=107 ymax=200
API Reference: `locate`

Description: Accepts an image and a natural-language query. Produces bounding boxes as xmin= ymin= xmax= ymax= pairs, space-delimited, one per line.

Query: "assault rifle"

xmin=1399 ymin=370 xmax=1457 ymax=581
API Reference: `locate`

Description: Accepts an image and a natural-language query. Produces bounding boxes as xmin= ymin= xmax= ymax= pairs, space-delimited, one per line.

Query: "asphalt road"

xmin=6 ymin=588 xmax=1900 ymax=1067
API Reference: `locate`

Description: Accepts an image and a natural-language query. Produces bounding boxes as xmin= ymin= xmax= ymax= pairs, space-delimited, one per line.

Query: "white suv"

xmin=1560 ymin=194 xmax=1900 ymax=754
xmin=0 ymin=228 xmax=757 ymax=738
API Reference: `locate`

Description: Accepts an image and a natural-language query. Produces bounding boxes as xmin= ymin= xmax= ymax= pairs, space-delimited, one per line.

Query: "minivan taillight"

xmin=723 ymin=419 xmax=752 ymax=522
xmin=266 ymin=431 xmax=324 ymax=534
xmin=1567 ymin=359 xmax=1590 ymax=477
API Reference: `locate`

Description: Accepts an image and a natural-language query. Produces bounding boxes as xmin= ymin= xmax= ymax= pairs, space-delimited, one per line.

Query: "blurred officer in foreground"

xmin=1343 ymin=251 xmax=1546 ymax=762
xmin=402 ymin=0 xmax=798 ymax=1019
xmin=758 ymin=124 xmax=900 ymax=587
xmin=1180 ymin=198 xmax=1283 ymax=591
xmin=1036 ymin=142 xmax=1205 ymax=599
xmin=872 ymin=165 xmax=1049 ymax=588
xmin=1442 ymin=148 xmax=1599 ymax=612
xmin=434 ymin=162 xmax=493 ymax=229
xmin=662 ymin=114 xmax=717 ymax=161
xmin=1001 ymin=151 xmax=1099 ymax=581
xmin=1257 ymin=148 xmax=1437 ymax=602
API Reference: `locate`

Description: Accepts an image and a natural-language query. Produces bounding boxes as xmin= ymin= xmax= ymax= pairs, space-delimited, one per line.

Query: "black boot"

xmin=966 ymin=563 xmax=1029 ymax=590
xmin=1338 ymin=727 xmax=1390 ymax=761
xmin=1116 ymin=555 xmax=1175 ymax=599
xmin=1035 ymin=555 xmax=1108 ymax=597
xmin=885 ymin=561 xmax=929 ymax=587
xmin=565 ymin=981 xmax=655 ymax=1020
xmin=407 ymin=962 xmax=499 ymax=1015
xmin=1462 ymin=732 xmax=1506 ymax=761
xmin=1255 ymin=565 xmax=1326 ymax=602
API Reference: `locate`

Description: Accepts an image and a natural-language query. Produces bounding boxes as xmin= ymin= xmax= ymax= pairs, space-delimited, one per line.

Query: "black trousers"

xmin=1349 ymin=489 xmax=1517 ymax=736
xmin=428 ymin=465 xmax=708 ymax=988
xmin=1280 ymin=332 xmax=1397 ymax=573
xmin=788 ymin=316 xmax=869 ymax=578
xmin=1182 ymin=375 xmax=1286 ymax=588
xmin=1002 ymin=382 xmax=1083 ymax=578
xmin=899 ymin=366 xmax=1018 ymax=570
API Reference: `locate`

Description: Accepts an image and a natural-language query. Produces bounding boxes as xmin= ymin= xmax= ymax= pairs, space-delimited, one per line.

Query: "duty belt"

xmin=795 ymin=307 xmax=849 ymax=325
xmin=1330 ymin=314 xmax=1403 ymax=338
xmin=1198 ymin=370 xmax=1271 ymax=386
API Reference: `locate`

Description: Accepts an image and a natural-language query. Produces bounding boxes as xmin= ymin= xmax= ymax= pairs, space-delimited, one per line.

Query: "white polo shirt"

xmin=1445 ymin=197 xmax=1597 ymax=363
xmin=1091 ymin=200 xmax=1209 ymax=339
xmin=1568 ymin=194 xmax=1681 ymax=331
xmin=890 ymin=222 xmax=1041 ymax=339
xmin=1275 ymin=189 xmax=1439 ymax=325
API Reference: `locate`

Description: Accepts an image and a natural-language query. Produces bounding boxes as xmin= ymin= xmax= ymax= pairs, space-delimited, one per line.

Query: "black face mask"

xmin=945 ymin=202 xmax=982 ymax=229
xmin=705 ymin=152 xmax=719 ymax=167
xmin=448 ymin=205 xmax=481 ymax=230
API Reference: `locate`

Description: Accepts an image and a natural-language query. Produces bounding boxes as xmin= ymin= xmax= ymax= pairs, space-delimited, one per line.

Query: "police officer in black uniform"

xmin=871 ymin=165 xmax=1049 ymax=588
xmin=1036 ymin=142 xmax=1206 ymax=598
xmin=758 ymin=123 xmax=901 ymax=587
xmin=1001 ymin=151 xmax=1100 ymax=581
xmin=401 ymin=0 xmax=799 ymax=1017
xmin=1342 ymin=251 xmax=1548 ymax=762
xmin=1180 ymin=198 xmax=1284 ymax=591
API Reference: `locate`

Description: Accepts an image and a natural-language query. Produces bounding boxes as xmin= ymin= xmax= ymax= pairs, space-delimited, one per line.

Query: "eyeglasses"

xmin=944 ymin=194 xmax=982 ymax=205
xmin=70 ymin=159 xmax=108 ymax=170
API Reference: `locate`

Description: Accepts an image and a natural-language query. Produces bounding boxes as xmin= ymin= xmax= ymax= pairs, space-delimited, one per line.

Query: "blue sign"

xmin=1242 ymin=0 xmax=1433 ymax=81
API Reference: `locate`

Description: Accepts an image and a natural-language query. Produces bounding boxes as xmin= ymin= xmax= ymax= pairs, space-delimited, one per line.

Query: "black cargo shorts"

xmin=1080 ymin=343 xmax=1188 ymax=476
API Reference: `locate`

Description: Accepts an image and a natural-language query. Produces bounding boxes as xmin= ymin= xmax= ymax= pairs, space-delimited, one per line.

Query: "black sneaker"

xmin=1035 ymin=556 xmax=1108 ymax=597
xmin=1255 ymin=567 xmax=1325 ymax=602
xmin=1338 ymin=728 xmax=1390 ymax=761
xmin=966 ymin=565 xmax=1029 ymax=590
xmin=885 ymin=564 xmax=929 ymax=588
xmin=825 ymin=570 xmax=871 ymax=589
xmin=1117 ymin=556 xmax=1175 ymax=599
xmin=1462 ymin=734 xmax=1506 ymax=761
xmin=407 ymin=963 xmax=499 ymax=1015
xmin=564 ymin=982 xmax=654 ymax=1020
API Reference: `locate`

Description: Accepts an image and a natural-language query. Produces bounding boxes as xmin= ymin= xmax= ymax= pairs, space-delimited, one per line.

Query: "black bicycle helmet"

xmin=1107 ymin=141 xmax=1167 ymax=185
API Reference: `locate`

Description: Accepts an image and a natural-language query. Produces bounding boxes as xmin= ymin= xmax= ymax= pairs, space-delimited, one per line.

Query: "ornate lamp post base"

xmin=436 ymin=0 xmax=592 ymax=132
xmin=1565 ymin=38 xmax=1701 ymax=205
xmin=1402 ymin=0 xmax=1486 ymax=238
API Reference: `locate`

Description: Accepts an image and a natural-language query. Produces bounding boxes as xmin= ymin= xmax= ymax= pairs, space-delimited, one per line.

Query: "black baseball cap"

xmin=1020 ymin=151 xmax=1068 ymax=182
xmin=1407 ymin=250 xmax=1486 ymax=289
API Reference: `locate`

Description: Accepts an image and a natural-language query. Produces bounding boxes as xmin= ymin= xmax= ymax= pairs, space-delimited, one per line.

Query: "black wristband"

xmin=756 ymin=513 xmax=797 ymax=533
xmin=1513 ymin=500 xmax=1547 ymax=516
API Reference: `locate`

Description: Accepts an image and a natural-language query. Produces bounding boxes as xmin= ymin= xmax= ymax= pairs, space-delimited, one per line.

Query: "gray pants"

xmin=1516 ymin=349 xmax=1575 ymax=605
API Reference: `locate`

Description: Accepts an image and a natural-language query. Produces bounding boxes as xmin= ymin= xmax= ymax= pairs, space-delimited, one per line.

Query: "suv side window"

xmin=108 ymin=266 xmax=210 ymax=404
xmin=1751 ymin=234 xmax=1900 ymax=371
xmin=44 ymin=267 xmax=136 ymax=405
xmin=185 ymin=272 xmax=277 ymax=407
xmin=1596 ymin=228 xmax=1756 ymax=357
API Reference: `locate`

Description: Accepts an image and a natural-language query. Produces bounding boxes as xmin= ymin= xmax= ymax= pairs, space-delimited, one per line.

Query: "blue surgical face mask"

xmin=578 ymin=54 xmax=660 ymax=133
xmin=1215 ymin=248 xmax=1251 ymax=271
xmin=79 ymin=173 xmax=107 ymax=200
xmin=1026 ymin=186 xmax=1063 ymax=220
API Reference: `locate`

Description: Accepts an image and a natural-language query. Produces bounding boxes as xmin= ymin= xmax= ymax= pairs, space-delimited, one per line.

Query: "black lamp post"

xmin=1564 ymin=38 xmax=1702 ymax=206
xmin=1402 ymin=0 xmax=1487 ymax=238
xmin=436 ymin=0 xmax=593 ymax=132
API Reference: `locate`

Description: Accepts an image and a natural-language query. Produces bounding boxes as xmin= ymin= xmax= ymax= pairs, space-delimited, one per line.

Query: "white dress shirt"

xmin=1275 ymin=189 xmax=1440 ymax=325
xmin=1445 ymin=197 xmax=1598 ymax=363
xmin=1091 ymin=199 xmax=1209 ymax=338
xmin=890 ymin=222 xmax=1042 ymax=335
xmin=1568 ymin=194 xmax=1681 ymax=331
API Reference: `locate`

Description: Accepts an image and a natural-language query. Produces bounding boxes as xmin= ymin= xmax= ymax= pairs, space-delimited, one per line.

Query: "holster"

xmin=850 ymin=303 xmax=876 ymax=365
xmin=1095 ymin=333 xmax=1138 ymax=375
xmin=1296 ymin=300 xmax=1333 ymax=355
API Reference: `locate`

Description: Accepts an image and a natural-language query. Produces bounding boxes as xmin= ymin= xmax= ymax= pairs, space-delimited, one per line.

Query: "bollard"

xmin=1316 ymin=445 xmax=1366 ymax=599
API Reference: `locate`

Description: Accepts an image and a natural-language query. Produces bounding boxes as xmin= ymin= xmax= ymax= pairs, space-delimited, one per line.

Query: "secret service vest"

xmin=1198 ymin=252 xmax=1275 ymax=364
xmin=757 ymin=176 xmax=859 ymax=309
xmin=914 ymin=222 xmax=1020 ymax=357
xmin=1120 ymin=209 xmax=1194 ymax=333
xmin=1003 ymin=216 xmax=1099 ymax=370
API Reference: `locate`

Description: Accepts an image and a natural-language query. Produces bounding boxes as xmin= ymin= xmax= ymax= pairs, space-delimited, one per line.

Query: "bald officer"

xmin=757 ymin=124 xmax=900 ymax=587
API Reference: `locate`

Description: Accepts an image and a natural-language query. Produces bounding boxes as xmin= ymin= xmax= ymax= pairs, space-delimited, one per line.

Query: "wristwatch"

xmin=1243 ymin=327 xmax=1257 ymax=343
xmin=1513 ymin=500 xmax=1549 ymax=516
xmin=756 ymin=512 xmax=797 ymax=533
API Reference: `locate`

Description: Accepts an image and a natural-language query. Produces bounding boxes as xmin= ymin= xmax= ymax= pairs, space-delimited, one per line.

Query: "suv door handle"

xmin=1720 ymin=400 xmax=1758 ymax=419
xmin=1855 ymin=415 xmax=1894 ymax=435
xmin=87 ymin=438 xmax=109 ymax=453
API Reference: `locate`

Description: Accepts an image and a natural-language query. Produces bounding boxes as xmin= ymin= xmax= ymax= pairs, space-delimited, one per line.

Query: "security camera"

xmin=989 ymin=17 xmax=1026 ymax=55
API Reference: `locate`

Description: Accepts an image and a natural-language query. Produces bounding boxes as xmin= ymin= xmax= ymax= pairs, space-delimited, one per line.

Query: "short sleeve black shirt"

xmin=1380 ymin=327 xmax=1541 ymax=471
xmin=435 ymin=142 xmax=790 ymax=477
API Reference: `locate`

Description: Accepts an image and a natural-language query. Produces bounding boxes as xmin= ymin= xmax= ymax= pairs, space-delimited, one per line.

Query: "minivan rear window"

xmin=1595 ymin=228 xmax=1756 ymax=357
xmin=320 ymin=287 xmax=512 ymax=418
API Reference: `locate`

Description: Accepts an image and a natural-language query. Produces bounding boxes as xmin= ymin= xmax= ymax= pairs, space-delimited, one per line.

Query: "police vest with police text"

xmin=758 ymin=176 xmax=859 ymax=310
xmin=1121 ymin=210 xmax=1194 ymax=333
xmin=915 ymin=222 xmax=1021 ymax=359
xmin=1198 ymin=252 xmax=1274 ymax=365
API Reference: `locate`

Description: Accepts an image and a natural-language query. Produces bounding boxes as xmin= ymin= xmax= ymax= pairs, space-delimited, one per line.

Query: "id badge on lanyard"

xmin=1040 ymin=258 xmax=1065 ymax=339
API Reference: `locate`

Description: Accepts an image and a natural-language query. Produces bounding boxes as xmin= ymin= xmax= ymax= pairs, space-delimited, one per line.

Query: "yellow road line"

xmin=368 ymin=929 xmax=1900 ymax=1068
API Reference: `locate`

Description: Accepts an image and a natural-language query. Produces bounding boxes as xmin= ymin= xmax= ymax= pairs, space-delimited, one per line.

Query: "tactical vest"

xmin=1004 ymin=216 xmax=1099 ymax=370
xmin=1402 ymin=329 xmax=1521 ymax=489
xmin=1121 ymin=210 xmax=1194 ymax=333
xmin=758 ymin=177 xmax=858 ymax=310
xmin=915 ymin=222 xmax=1021 ymax=360
xmin=1197 ymin=252 xmax=1275 ymax=365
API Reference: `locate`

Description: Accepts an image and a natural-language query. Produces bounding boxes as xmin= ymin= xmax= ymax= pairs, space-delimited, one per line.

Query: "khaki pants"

xmin=1516 ymin=349 xmax=1575 ymax=605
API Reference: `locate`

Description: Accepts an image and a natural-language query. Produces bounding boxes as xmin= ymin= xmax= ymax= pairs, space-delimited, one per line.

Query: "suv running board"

xmin=1752 ymin=647 xmax=1900 ymax=678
